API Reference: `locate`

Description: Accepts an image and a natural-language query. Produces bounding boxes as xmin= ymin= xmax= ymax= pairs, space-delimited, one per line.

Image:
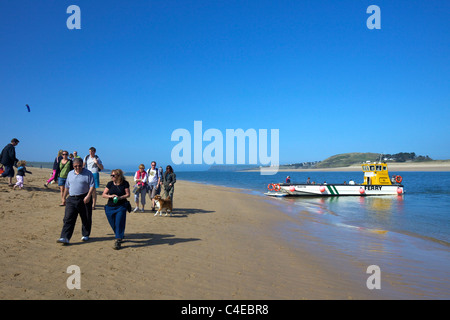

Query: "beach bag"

xmin=126 ymin=200 xmax=132 ymax=213
xmin=133 ymin=184 xmax=142 ymax=194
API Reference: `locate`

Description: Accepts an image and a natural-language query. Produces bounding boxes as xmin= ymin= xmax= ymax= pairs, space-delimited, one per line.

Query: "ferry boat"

xmin=265 ymin=162 xmax=404 ymax=197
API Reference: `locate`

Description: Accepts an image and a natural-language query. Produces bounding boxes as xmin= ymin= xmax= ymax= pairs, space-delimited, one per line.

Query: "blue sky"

xmin=1 ymin=0 xmax=449 ymax=171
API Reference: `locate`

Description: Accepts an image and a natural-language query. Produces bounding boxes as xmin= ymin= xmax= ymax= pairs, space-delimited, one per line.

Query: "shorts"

xmin=58 ymin=177 xmax=67 ymax=186
xmin=1 ymin=166 xmax=14 ymax=178
xmin=92 ymin=172 xmax=100 ymax=188
xmin=147 ymin=184 xmax=158 ymax=198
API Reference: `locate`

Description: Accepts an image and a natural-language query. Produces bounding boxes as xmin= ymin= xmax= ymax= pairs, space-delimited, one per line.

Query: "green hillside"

xmin=314 ymin=153 xmax=381 ymax=168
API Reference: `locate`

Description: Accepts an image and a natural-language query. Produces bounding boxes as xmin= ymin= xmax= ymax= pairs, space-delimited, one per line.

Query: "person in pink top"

xmin=44 ymin=150 xmax=63 ymax=187
xmin=133 ymin=164 xmax=147 ymax=212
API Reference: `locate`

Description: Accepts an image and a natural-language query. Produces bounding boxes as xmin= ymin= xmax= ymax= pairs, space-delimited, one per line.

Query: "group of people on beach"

xmin=44 ymin=147 xmax=103 ymax=208
xmin=55 ymin=151 xmax=176 ymax=250
xmin=1 ymin=138 xmax=176 ymax=250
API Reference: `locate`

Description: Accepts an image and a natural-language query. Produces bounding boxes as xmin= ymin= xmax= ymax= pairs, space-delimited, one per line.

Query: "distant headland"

xmin=211 ymin=152 xmax=450 ymax=172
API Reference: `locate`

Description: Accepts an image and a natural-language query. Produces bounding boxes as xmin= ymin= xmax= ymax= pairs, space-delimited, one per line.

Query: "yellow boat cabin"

xmin=361 ymin=162 xmax=402 ymax=185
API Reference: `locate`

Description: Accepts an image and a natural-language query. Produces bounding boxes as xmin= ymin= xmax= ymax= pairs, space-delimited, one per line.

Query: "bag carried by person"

xmin=133 ymin=184 xmax=142 ymax=194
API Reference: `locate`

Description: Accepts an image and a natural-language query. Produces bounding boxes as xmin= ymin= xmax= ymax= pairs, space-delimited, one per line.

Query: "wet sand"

xmin=0 ymin=168 xmax=435 ymax=299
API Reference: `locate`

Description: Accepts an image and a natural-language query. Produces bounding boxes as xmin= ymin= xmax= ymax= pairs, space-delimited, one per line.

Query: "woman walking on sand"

xmin=102 ymin=169 xmax=130 ymax=250
xmin=162 ymin=165 xmax=176 ymax=205
xmin=57 ymin=151 xmax=73 ymax=206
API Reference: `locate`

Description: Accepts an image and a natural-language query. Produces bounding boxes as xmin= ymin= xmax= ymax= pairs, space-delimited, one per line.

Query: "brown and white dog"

xmin=153 ymin=195 xmax=172 ymax=216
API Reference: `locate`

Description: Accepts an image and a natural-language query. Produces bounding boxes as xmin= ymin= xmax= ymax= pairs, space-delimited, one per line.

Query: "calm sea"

xmin=127 ymin=169 xmax=449 ymax=297
xmin=176 ymin=170 xmax=450 ymax=298
xmin=176 ymin=171 xmax=450 ymax=245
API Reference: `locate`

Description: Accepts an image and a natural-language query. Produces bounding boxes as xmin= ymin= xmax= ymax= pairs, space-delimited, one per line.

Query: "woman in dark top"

xmin=102 ymin=169 xmax=130 ymax=250
xmin=162 ymin=165 xmax=176 ymax=204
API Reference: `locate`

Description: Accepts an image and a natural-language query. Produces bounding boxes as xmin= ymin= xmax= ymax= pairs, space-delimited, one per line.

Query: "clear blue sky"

xmin=1 ymin=0 xmax=449 ymax=171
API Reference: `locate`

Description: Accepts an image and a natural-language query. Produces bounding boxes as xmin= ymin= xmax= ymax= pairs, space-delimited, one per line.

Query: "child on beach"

xmin=13 ymin=160 xmax=32 ymax=190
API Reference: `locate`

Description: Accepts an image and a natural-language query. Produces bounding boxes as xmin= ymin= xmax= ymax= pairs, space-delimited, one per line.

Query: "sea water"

xmin=176 ymin=171 xmax=450 ymax=245
xmin=176 ymin=170 xmax=450 ymax=298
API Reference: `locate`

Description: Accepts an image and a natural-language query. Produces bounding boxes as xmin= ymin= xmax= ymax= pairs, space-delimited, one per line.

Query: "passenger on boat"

xmin=306 ymin=177 xmax=311 ymax=184
xmin=286 ymin=176 xmax=291 ymax=183
xmin=349 ymin=180 xmax=355 ymax=185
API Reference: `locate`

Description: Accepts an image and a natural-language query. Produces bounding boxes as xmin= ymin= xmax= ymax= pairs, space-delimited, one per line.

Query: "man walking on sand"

xmin=0 ymin=138 xmax=19 ymax=186
xmin=57 ymin=158 xmax=95 ymax=245
xmin=84 ymin=147 xmax=104 ymax=210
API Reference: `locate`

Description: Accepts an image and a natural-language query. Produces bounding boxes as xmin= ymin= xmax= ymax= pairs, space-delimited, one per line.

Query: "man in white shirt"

xmin=84 ymin=147 xmax=104 ymax=210
xmin=145 ymin=161 xmax=160 ymax=211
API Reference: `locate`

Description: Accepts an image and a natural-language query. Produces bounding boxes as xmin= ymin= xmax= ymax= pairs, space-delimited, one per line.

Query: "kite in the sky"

xmin=26 ymin=104 xmax=30 ymax=112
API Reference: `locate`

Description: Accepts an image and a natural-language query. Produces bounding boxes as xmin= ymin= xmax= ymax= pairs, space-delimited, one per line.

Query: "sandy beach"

xmin=0 ymin=167 xmax=435 ymax=300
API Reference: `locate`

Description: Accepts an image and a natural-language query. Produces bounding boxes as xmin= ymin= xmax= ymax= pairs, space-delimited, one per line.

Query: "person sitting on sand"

xmin=13 ymin=160 xmax=32 ymax=190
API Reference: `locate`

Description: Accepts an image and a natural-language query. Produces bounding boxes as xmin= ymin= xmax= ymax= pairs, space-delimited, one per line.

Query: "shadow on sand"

xmin=80 ymin=233 xmax=200 ymax=249
xmin=164 ymin=207 xmax=215 ymax=218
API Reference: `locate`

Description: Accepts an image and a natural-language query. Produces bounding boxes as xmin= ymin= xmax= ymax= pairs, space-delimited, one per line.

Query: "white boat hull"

xmin=272 ymin=184 xmax=404 ymax=196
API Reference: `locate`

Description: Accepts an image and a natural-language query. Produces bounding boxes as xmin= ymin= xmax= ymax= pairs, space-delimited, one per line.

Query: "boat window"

xmin=383 ymin=166 xmax=387 ymax=170
xmin=376 ymin=165 xmax=381 ymax=171
xmin=370 ymin=165 xmax=375 ymax=171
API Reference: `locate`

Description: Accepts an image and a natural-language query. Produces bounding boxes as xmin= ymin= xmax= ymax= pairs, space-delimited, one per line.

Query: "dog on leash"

xmin=153 ymin=195 xmax=172 ymax=216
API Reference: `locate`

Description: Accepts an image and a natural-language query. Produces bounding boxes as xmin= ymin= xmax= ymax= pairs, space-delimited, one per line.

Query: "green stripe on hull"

xmin=332 ymin=185 xmax=339 ymax=194
xmin=326 ymin=185 xmax=339 ymax=195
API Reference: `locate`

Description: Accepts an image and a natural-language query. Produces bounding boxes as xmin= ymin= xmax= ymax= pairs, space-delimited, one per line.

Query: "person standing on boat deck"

xmin=84 ymin=147 xmax=104 ymax=210
xmin=286 ymin=176 xmax=291 ymax=183
xmin=57 ymin=157 xmax=95 ymax=245
xmin=306 ymin=177 xmax=311 ymax=184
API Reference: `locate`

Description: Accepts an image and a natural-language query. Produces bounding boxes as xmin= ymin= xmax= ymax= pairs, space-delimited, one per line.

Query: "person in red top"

xmin=133 ymin=164 xmax=147 ymax=212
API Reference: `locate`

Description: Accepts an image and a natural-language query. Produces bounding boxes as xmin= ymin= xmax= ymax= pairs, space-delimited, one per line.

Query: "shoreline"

xmin=0 ymin=168 xmax=447 ymax=299
xmin=242 ymin=161 xmax=450 ymax=172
